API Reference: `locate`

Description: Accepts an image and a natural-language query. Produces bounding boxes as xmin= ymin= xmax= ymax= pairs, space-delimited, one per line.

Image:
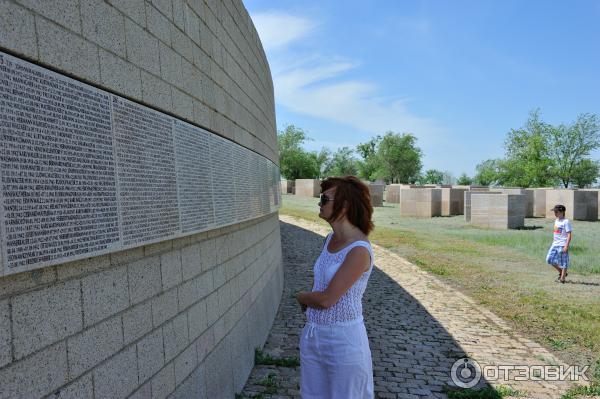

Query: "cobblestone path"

xmin=240 ymin=216 xmax=584 ymax=399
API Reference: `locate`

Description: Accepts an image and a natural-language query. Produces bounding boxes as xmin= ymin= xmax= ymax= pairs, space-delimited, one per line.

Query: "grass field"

xmin=279 ymin=194 xmax=600 ymax=383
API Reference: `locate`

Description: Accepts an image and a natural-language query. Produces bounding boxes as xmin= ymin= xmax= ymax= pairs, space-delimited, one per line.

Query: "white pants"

xmin=300 ymin=317 xmax=374 ymax=399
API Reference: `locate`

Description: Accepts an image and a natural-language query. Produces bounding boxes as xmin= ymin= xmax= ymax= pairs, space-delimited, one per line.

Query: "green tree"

xmin=422 ymin=169 xmax=444 ymax=184
xmin=571 ymin=159 xmax=600 ymax=188
xmin=277 ymin=125 xmax=320 ymax=179
xmin=323 ymin=147 xmax=359 ymax=177
xmin=356 ymin=136 xmax=382 ymax=180
xmin=457 ymin=173 xmax=473 ymax=185
xmin=474 ymin=159 xmax=502 ymax=186
xmin=546 ymin=113 xmax=600 ymax=187
xmin=375 ymin=132 xmax=422 ymax=183
xmin=501 ymin=110 xmax=556 ymax=187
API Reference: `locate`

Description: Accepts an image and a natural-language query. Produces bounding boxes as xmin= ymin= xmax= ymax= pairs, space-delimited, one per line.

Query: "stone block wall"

xmin=0 ymin=214 xmax=283 ymax=398
xmin=399 ymin=188 xmax=442 ymax=217
xmin=0 ymin=0 xmax=282 ymax=397
xmin=280 ymin=179 xmax=294 ymax=194
xmin=497 ymin=188 xmax=534 ymax=217
xmin=580 ymin=189 xmax=600 ymax=219
xmin=545 ymin=189 xmax=599 ymax=221
xmin=464 ymin=191 xmax=500 ymax=222
xmin=295 ymin=179 xmax=321 ymax=198
xmin=470 ymin=194 xmax=525 ymax=229
xmin=532 ymin=188 xmax=550 ymax=218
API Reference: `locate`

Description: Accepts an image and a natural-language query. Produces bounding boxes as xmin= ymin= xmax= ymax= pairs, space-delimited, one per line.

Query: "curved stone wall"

xmin=0 ymin=1 xmax=282 ymax=398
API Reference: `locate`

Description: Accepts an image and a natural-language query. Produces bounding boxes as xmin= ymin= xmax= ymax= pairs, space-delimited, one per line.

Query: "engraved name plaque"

xmin=0 ymin=51 xmax=280 ymax=276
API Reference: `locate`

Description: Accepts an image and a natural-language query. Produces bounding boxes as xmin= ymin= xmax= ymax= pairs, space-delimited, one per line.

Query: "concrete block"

xmin=0 ymin=299 xmax=10 ymax=368
xmin=497 ymin=188 xmax=534 ymax=217
xmin=163 ymin=313 xmax=189 ymax=362
xmin=0 ymin=1 xmax=38 ymax=60
xmin=368 ymin=184 xmax=385 ymax=207
xmin=109 ymin=0 xmax=146 ymax=27
xmin=150 ymin=0 xmax=173 ymax=20
xmin=178 ymin=278 xmax=200 ymax=311
xmin=37 ymin=17 xmax=101 ymax=84
xmin=12 ymin=280 xmax=82 ymax=359
xmin=99 ymin=49 xmax=142 ymax=98
xmin=137 ymin=328 xmax=165 ymax=383
xmin=205 ymin=291 xmax=220 ymax=326
xmin=532 ymin=188 xmax=549 ymax=217
xmin=159 ymin=42 xmax=183 ymax=86
xmin=174 ymin=344 xmax=197 ymax=385
xmin=0 ymin=342 xmax=68 ymax=399
xmin=141 ymin=70 xmax=173 ymax=112
xmin=172 ymin=87 xmax=194 ymax=120
xmin=58 ymin=254 xmax=111 ymax=281
xmin=18 ymin=0 xmax=81 ymax=33
xmin=171 ymin=24 xmax=194 ymax=63
xmin=145 ymin=3 xmax=172 ymax=45
xmin=464 ymin=191 xmax=501 ymax=222
xmin=81 ymin=0 xmax=127 ymax=58
xmin=197 ymin=271 xmax=214 ymax=299
xmin=93 ymin=346 xmax=138 ymax=399
xmin=169 ymin=367 xmax=207 ymax=399
xmin=441 ymin=188 xmax=467 ymax=216
xmin=188 ymin=299 xmax=207 ymax=340
xmin=399 ymin=188 xmax=442 ymax=217
xmin=172 ymin=0 xmax=185 ymax=30
xmin=123 ymin=301 xmax=153 ymax=345
xmin=470 ymin=194 xmax=525 ymax=229
xmin=128 ymin=256 xmax=162 ymax=305
xmin=50 ymin=373 xmax=94 ymax=399
xmin=125 ymin=18 xmax=160 ymax=75
xmin=294 ymin=179 xmax=320 ymax=197
xmin=82 ymin=266 xmax=129 ymax=326
xmin=581 ymin=189 xmax=600 ymax=219
xmin=280 ymin=179 xmax=295 ymax=194
xmin=545 ymin=189 xmax=598 ymax=220
xmin=129 ymin=382 xmax=152 ymax=399
xmin=67 ymin=316 xmax=123 ymax=377
xmin=161 ymin=250 xmax=183 ymax=290
xmin=196 ymin=327 xmax=214 ymax=363
xmin=151 ymin=363 xmax=175 ymax=399
xmin=152 ymin=288 xmax=179 ymax=327
xmin=204 ymin=338 xmax=234 ymax=399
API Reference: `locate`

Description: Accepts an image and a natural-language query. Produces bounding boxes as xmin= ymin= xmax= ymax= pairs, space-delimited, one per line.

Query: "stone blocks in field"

xmin=385 ymin=184 xmax=415 ymax=203
xmin=497 ymin=188 xmax=534 ymax=217
xmin=280 ymin=180 xmax=294 ymax=194
xmin=294 ymin=179 xmax=320 ymax=198
xmin=464 ymin=191 xmax=501 ymax=222
xmin=531 ymin=188 xmax=550 ymax=218
xmin=399 ymin=188 xmax=441 ymax=217
xmin=470 ymin=194 xmax=525 ymax=229
xmin=545 ymin=189 xmax=599 ymax=221
xmin=441 ymin=187 xmax=467 ymax=216
xmin=368 ymin=184 xmax=385 ymax=207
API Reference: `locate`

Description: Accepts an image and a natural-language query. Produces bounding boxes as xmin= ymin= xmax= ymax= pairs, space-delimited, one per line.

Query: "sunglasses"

xmin=319 ymin=194 xmax=334 ymax=205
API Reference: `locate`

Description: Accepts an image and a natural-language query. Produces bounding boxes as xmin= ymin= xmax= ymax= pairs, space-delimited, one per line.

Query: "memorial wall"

xmin=0 ymin=1 xmax=282 ymax=398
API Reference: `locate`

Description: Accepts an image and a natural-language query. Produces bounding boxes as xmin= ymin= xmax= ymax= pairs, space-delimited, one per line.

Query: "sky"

xmin=244 ymin=0 xmax=600 ymax=178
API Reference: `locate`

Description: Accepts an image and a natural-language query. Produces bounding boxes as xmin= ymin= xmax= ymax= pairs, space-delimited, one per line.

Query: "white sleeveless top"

xmin=306 ymin=233 xmax=374 ymax=325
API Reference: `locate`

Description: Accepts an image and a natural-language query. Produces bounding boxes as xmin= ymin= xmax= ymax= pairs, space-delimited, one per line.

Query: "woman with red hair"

xmin=296 ymin=176 xmax=375 ymax=398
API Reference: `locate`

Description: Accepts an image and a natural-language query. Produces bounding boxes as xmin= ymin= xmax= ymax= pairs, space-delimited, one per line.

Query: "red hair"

xmin=321 ymin=176 xmax=374 ymax=235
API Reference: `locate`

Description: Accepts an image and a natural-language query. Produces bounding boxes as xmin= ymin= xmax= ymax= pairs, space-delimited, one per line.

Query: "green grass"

xmin=257 ymin=373 xmax=278 ymax=395
xmin=560 ymin=383 xmax=600 ymax=399
xmin=444 ymin=385 xmax=527 ymax=398
xmin=254 ymin=348 xmax=300 ymax=367
xmin=280 ymin=195 xmax=600 ymax=383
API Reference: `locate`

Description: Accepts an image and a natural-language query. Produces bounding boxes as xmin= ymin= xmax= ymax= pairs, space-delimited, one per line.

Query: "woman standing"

xmin=296 ymin=176 xmax=375 ymax=399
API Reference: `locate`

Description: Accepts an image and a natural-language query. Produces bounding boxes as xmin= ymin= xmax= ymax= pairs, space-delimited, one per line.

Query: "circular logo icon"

xmin=451 ymin=357 xmax=482 ymax=388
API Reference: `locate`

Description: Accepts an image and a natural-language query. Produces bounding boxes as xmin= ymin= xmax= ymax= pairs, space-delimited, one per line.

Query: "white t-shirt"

xmin=552 ymin=218 xmax=572 ymax=247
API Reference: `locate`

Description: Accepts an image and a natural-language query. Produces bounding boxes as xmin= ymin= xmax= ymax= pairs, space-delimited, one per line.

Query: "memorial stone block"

xmin=470 ymin=194 xmax=525 ymax=229
xmin=368 ymin=184 xmax=385 ymax=207
xmin=399 ymin=188 xmax=441 ymax=217
xmin=497 ymin=188 xmax=534 ymax=217
xmin=441 ymin=188 xmax=467 ymax=216
xmin=545 ymin=189 xmax=598 ymax=221
xmin=464 ymin=191 xmax=501 ymax=222
xmin=294 ymin=179 xmax=320 ymax=198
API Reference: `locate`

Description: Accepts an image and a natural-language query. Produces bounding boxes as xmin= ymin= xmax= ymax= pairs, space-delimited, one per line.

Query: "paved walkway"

xmin=240 ymin=216 xmax=585 ymax=399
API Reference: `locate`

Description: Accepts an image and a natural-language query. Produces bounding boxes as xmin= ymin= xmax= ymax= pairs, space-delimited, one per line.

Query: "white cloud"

xmin=251 ymin=10 xmax=443 ymax=146
xmin=251 ymin=11 xmax=317 ymax=51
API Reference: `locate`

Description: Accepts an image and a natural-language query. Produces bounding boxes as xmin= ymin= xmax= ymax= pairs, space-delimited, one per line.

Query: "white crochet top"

xmin=306 ymin=233 xmax=374 ymax=325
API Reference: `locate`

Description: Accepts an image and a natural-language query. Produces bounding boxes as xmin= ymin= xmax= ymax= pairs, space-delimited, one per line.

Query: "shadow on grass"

xmin=564 ymin=280 xmax=600 ymax=287
xmin=515 ymin=225 xmax=544 ymax=230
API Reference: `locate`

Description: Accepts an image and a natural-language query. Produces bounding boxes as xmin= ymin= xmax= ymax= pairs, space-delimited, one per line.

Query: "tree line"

xmin=278 ymin=110 xmax=600 ymax=188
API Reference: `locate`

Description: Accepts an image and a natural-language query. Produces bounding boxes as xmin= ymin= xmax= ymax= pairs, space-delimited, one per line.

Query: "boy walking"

xmin=546 ymin=204 xmax=572 ymax=284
